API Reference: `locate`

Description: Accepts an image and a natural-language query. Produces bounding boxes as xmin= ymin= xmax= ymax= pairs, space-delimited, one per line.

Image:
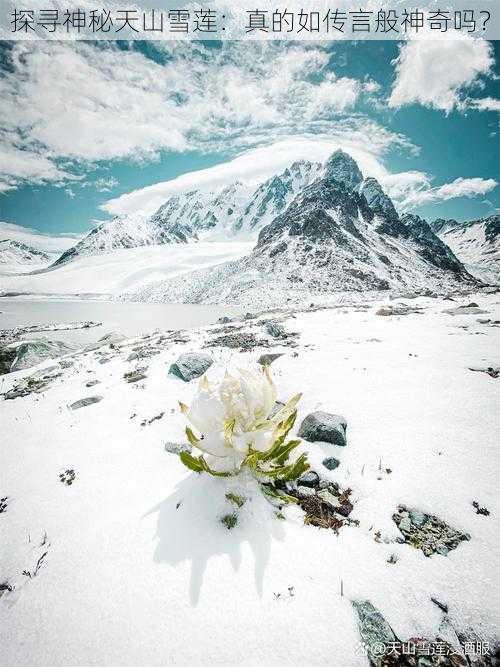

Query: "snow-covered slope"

xmin=50 ymin=214 xmax=193 ymax=268
xmin=0 ymin=239 xmax=51 ymax=268
xmin=0 ymin=242 xmax=254 ymax=297
xmin=1 ymin=293 xmax=499 ymax=665
xmin=431 ymin=215 xmax=500 ymax=285
xmin=125 ymin=151 xmax=477 ymax=306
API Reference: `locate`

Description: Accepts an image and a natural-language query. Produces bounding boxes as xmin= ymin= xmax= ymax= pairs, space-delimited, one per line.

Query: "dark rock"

xmin=169 ymin=352 xmax=213 ymax=382
xmin=265 ymin=321 xmax=286 ymax=338
xmin=69 ymin=396 xmax=103 ymax=410
xmin=124 ymin=368 xmax=148 ymax=383
xmin=322 ymin=457 xmax=340 ymax=471
xmin=297 ymin=471 xmax=320 ymax=488
xmin=352 ymin=600 xmax=398 ymax=667
xmin=206 ymin=332 xmax=269 ymax=351
xmin=0 ymin=338 xmax=75 ymax=375
xmin=393 ymin=505 xmax=470 ymax=557
xmin=217 ymin=316 xmax=233 ymax=324
xmin=298 ymin=411 xmax=347 ymax=447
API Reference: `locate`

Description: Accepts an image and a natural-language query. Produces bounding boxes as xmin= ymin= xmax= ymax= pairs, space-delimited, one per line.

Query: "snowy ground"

xmin=1 ymin=292 xmax=499 ymax=666
xmin=0 ymin=242 xmax=254 ymax=297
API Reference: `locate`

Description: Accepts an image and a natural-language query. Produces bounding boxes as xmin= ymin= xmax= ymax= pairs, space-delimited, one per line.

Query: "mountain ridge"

xmin=122 ymin=150 xmax=479 ymax=306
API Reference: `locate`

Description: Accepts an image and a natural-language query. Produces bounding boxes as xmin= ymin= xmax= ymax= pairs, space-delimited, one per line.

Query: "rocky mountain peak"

xmin=324 ymin=150 xmax=363 ymax=191
xmin=360 ymin=177 xmax=398 ymax=221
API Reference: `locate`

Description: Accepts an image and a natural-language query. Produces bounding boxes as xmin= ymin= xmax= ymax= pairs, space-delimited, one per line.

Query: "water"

xmin=0 ymin=298 xmax=241 ymax=347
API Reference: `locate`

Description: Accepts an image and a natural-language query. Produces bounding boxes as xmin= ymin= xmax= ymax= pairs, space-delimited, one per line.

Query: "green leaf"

xmin=270 ymin=393 xmax=302 ymax=424
xmin=185 ymin=426 xmax=200 ymax=446
xmin=223 ymin=419 xmax=236 ymax=447
xmin=274 ymin=439 xmax=301 ymax=466
xmin=199 ymin=457 xmax=234 ymax=478
xmin=261 ymin=484 xmax=298 ymax=505
xmin=179 ymin=451 xmax=204 ymax=473
xmin=283 ymin=453 xmax=310 ymax=481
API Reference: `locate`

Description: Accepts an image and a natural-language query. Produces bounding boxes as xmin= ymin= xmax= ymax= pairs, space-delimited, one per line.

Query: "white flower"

xmin=182 ymin=367 xmax=288 ymax=473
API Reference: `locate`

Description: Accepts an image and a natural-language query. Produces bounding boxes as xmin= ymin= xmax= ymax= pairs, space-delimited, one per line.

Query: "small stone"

xmin=322 ymin=457 xmax=340 ymax=471
xmin=169 ymin=352 xmax=213 ymax=382
xmin=317 ymin=489 xmax=341 ymax=510
xmin=409 ymin=509 xmax=427 ymax=528
xmin=124 ymin=368 xmax=147 ymax=383
xmin=85 ymin=379 xmax=100 ymax=387
xmin=296 ymin=485 xmax=316 ymax=497
xmin=297 ymin=471 xmax=320 ymax=488
xmin=69 ymin=396 xmax=103 ymax=410
xmin=298 ymin=411 xmax=347 ymax=447
xmin=398 ymin=517 xmax=412 ymax=533
xmin=217 ymin=316 xmax=233 ymax=324
xmin=265 ymin=321 xmax=286 ymax=338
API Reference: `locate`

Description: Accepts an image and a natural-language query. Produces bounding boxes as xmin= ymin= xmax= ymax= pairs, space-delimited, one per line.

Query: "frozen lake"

xmin=0 ymin=297 xmax=242 ymax=347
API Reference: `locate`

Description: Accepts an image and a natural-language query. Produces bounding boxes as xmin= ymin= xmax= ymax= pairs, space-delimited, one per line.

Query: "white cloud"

xmin=104 ymin=135 xmax=497 ymax=219
xmin=0 ymin=41 xmax=371 ymax=192
xmin=0 ymin=221 xmax=82 ymax=253
xmin=103 ymin=128 xmax=415 ymax=218
xmin=394 ymin=176 xmax=498 ymax=209
xmin=389 ymin=34 xmax=494 ymax=113
xmin=468 ymin=97 xmax=500 ymax=112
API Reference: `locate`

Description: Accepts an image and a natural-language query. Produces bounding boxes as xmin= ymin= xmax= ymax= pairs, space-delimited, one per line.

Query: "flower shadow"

xmin=145 ymin=472 xmax=286 ymax=606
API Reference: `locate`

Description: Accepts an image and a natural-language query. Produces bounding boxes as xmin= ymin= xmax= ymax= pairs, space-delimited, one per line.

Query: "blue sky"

xmin=0 ymin=39 xmax=498 ymax=237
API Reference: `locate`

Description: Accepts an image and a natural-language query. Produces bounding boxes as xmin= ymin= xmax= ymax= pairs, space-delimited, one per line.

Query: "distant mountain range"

xmin=0 ymin=239 xmax=51 ymax=267
xmin=50 ymin=160 xmax=322 ymax=268
xmin=3 ymin=150 xmax=498 ymax=301
xmin=430 ymin=215 xmax=499 ymax=284
xmin=123 ymin=150 xmax=482 ymax=304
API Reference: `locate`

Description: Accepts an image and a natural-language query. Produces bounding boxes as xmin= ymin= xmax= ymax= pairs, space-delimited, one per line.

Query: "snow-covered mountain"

xmin=0 ymin=239 xmax=51 ymax=267
xmin=124 ymin=150 xmax=476 ymax=305
xmin=232 ymin=161 xmax=322 ymax=234
xmin=430 ymin=215 xmax=500 ymax=285
xmin=49 ymin=162 xmax=322 ymax=267
xmin=51 ymin=214 xmax=193 ymax=268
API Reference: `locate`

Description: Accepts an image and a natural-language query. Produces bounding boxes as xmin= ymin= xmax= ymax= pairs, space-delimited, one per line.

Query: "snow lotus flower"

xmin=178 ymin=367 xmax=309 ymax=481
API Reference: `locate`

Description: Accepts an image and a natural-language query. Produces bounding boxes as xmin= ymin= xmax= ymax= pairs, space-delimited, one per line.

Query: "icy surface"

xmin=1 ymin=293 xmax=499 ymax=665
xmin=0 ymin=242 xmax=254 ymax=297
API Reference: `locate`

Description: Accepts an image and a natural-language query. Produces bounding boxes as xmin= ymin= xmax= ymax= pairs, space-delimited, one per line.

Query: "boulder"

xmin=352 ymin=601 xmax=398 ymax=667
xmin=298 ymin=411 xmax=347 ymax=447
xmin=169 ymin=352 xmax=213 ymax=382
xmin=1 ymin=338 xmax=74 ymax=375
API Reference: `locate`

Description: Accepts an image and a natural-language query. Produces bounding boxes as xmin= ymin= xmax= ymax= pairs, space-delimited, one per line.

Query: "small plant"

xmin=221 ymin=513 xmax=238 ymax=530
xmin=225 ymin=492 xmax=246 ymax=508
xmin=178 ymin=367 xmax=309 ymax=487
